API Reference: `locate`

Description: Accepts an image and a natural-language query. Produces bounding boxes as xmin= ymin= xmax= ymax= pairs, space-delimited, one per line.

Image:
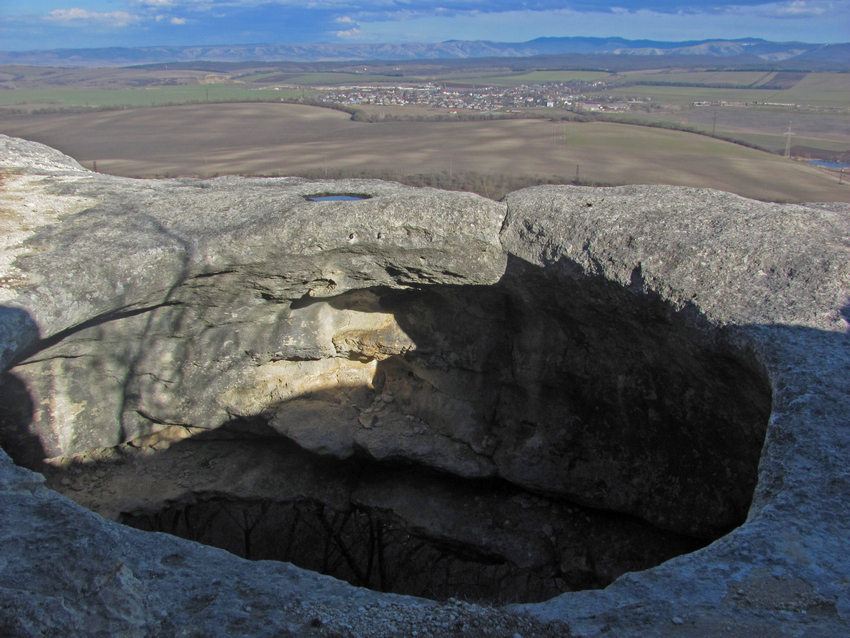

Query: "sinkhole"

xmin=0 ymin=256 xmax=772 ymax=605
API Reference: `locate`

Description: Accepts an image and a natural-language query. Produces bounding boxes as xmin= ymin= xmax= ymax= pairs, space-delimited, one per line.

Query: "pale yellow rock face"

xmin=218 ymin=292 xmax=415 ymax=417
xmin=220 ymin=358 xmax=381 ymax=417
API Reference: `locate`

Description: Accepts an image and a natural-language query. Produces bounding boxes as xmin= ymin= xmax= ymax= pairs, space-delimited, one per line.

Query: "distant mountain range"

xmin=1 ymin=37 xmax=848 ymax=68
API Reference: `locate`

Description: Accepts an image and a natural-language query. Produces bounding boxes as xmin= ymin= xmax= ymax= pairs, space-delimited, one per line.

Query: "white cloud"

xmin=43 ymin=8 xmax=140 ymax=27
xmin=135 ymin=0 xmax=399 ymax=9
xmin=131 ymin=0 xmax=221 ymax=12
xmin=333 ymin=27 xmax=364 ymax=38
xmin=773 ymin=0 xmax=828 ymax=16
xmin=134 ymin=0 xmax=176 ymax=7
xmin=171 ymin=16 xmax=187 ymax=23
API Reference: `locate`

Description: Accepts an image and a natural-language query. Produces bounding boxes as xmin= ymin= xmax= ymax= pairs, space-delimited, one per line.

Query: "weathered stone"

xmin=0 ymin=136 xmax=507 ymax=457
xmin=1 ymin=135 xmax=849 ymax=636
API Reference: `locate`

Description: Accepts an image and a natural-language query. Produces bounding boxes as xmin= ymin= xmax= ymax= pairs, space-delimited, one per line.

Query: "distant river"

xmin=807 ymin=160 xmax=850 ymax=170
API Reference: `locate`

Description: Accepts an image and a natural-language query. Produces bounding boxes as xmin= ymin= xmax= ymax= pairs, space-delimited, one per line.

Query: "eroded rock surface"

xmin=1 ymin=134 xmax=849 ymax=636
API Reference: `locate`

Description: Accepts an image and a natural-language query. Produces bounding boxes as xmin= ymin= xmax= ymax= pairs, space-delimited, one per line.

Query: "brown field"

xmin=1 ymin=102 xmax=847 ymax=203
xmin=602 ymin=107 xmax=850 ymax=159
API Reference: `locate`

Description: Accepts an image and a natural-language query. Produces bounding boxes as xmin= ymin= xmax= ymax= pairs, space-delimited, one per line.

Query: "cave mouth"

xmin=0 ymin=256 xmax=772 ymax=605
xmin=124 ymin=495 xmax=576 ymax=604
xmin=27 ymin=413 xmax=709 ymax=606
xmin=101 ymin=422 xmax=709 ymax=605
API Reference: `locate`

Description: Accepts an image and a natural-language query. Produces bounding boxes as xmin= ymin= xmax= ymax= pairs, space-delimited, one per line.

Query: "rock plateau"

xmin=0 ymin=134 xmax=849 ymax=637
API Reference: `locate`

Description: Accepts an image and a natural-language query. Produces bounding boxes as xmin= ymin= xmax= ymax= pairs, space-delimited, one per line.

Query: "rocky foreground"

xmin=0 ymin=134 xmax=849 ymax=637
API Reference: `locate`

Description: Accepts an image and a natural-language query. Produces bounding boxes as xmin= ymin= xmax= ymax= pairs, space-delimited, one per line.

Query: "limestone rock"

xmin=1 ymin=135 xmax=849 ymax=636
xmin=0 ymin=139 xmax=507 ymax=456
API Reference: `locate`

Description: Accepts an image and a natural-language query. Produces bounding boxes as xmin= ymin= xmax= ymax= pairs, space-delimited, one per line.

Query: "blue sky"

xmin=1 ymin=0 xmax=847 ymax=51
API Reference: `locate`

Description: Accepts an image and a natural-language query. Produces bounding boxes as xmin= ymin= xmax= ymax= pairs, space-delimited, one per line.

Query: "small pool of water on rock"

xmin=305 ymin=194 xmax=371 ymax=201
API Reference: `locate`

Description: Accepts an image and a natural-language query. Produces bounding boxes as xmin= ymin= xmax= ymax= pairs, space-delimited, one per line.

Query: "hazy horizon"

xmin=2 ymin=0 xmax=848 ymax=52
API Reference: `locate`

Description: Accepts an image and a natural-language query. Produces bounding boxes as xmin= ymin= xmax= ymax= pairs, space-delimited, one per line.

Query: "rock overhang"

xmin=1 ymin=134 xmax=849 ymax=636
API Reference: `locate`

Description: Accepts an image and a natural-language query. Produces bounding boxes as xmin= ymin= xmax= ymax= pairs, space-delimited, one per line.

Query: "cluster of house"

xmin=303 ymin=82 xmax=607 ymax=112
xmin=693 ymin=100 xmax=799 ymax=108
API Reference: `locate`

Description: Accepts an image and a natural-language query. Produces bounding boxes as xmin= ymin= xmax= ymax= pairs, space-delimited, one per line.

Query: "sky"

xmin=0 ymin=0 xmax=847 ymax=51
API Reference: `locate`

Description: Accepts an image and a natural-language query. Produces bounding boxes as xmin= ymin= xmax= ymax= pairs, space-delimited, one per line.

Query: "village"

xmin=263 ymin=80 xmax=652 ymax=113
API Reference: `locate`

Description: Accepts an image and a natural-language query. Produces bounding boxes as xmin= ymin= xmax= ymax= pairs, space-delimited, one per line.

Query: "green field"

xmin=770 ymin=73 xmax=850 ymax=107
xmin=468 ymin=71 xmax=612 ymax=85
xmin=0 ymin=84 xmax=305 ymax=109
xmin=2 ymin=102 xmax=846 ymax=203
xmin=622 ymin=71 xmax=775 ymax=86
xmin=721 ymin=131 xmax=848 ymax=155
xmin=593 ymin=72 xmax=850 ymax=108
xmin=282 ymin=73 xmax=420 ymax=86
xmin=593 ymin=85 xmax=799 ymax=106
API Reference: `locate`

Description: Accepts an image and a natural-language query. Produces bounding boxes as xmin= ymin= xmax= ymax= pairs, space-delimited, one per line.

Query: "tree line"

xmin=287 ymin=167 xmax=615 ymax=200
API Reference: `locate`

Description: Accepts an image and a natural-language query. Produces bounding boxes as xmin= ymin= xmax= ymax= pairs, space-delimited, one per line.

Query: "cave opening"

xmin=0 ymin=256 xmax=773 ymax=605
xmin=108 ymin=422 xmax=709 ymax=604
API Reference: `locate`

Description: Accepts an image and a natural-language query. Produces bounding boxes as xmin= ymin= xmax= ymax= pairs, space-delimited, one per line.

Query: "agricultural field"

xmin=465 ymin=70 xmax=612 ymax=85
xmin=587 ymin=71 xmax=850 ymax=109
xmin=1 ymin=102 xmax=846 ymax=203
xmin=585 ymin=70 xmax=849 ymax=162
xmin=276 ymin=73 xmax=416 ymax=86
xmin=612 ymin=70 xmax=814 ymax=88
xmin=592 ymin=85 xmax=782 ymax=107
xmin=0 ymin=64 xmax=211 ymax=88
xmin=606 ymin=107 xmax=850 ymax=160
xmin=0 ymin=83 xmax=304 ymax=110
xmin=617 ymin=70 xmax=775 ymax=86
xmin=767 ymin=73 xmax=850 ymax=108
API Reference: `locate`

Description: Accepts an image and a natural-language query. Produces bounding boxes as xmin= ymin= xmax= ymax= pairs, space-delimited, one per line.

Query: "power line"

xmin=784 ymin=121 xmax=795 ymax=158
